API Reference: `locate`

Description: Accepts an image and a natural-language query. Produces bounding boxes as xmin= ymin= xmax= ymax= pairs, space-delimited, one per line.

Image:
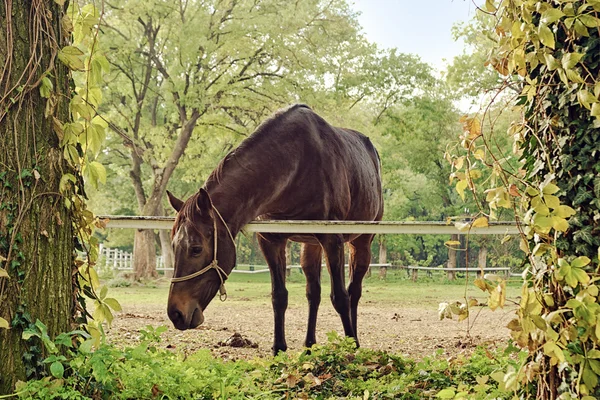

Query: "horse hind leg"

xmin=257 ymin=234 xmax=289 ymax=355
xmin=300 ymin=243 xmax=322 ymax=348
xmin=348 ymin=234 xmax=375 ymax=347
xmin=319 ymin=234 xmax=355 ymax=340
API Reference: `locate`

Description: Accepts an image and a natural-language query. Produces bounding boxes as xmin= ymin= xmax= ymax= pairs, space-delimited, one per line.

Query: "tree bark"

xmin=0 ymin=1 xmax=74 ymax=393
xmin=133 ymin=229 xmax=158 ymax=280
xmin=477 ymin=245 xmax=488 ymax=278
xmin=447 ymin=234 xmax=458 ymax=280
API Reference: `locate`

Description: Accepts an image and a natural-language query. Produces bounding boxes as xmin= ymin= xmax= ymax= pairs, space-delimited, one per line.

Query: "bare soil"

xmin=105 ymin=297 xmax=517 ymax=361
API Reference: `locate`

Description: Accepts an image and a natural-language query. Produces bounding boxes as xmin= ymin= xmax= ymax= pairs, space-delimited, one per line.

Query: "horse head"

xmin=166 ymin=188 xmax=236 ymax=330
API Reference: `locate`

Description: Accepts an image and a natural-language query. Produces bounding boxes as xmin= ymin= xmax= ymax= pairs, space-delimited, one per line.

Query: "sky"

xmin=351 ymin=0 xmax=480 ymax=70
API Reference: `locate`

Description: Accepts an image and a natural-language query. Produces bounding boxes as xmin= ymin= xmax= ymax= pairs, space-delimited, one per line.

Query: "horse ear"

xmin=196 ymin=188 xmax=213 ymax=216
xmin=167 ymin=190 xmax=184 ymax=212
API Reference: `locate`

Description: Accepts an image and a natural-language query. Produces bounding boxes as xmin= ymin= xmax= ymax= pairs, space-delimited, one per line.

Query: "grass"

xmin=106 ymin=269 xmax=521 ymax=310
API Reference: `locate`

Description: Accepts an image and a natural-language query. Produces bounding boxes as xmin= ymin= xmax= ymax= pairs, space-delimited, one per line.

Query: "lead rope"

xmin=170 ymin=205 xmax=235 ymax=302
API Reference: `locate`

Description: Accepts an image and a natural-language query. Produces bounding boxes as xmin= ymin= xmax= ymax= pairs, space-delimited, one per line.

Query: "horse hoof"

xmin=272 ymin=344 xmax=287 ymax=356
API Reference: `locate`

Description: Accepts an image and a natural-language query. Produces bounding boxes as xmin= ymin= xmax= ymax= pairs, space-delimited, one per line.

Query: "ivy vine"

xmin=448 ymin=0 xmax=600 ymax=398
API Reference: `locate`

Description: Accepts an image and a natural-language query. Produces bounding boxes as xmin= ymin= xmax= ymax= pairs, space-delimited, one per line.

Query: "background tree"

xmin=99 ymin=0 xmax=374 ymax=279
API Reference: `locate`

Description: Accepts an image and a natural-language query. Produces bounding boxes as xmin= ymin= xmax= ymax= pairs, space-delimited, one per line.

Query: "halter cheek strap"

xmin=170 ymin=205 xmax=235 ymax=302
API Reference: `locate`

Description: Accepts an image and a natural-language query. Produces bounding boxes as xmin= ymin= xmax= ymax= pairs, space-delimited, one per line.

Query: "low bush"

xmin=13 ymin=323 xmax=523 ymax=399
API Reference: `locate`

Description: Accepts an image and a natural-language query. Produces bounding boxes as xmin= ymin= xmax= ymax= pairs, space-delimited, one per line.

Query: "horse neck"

xmin=205 ymin=156 xmax=284 ymax=236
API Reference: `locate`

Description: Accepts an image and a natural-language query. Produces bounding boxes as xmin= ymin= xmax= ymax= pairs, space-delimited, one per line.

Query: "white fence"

xmin=98 ymin=245 xmax=167 ymax=271
xmin=98 ymin=244 xmax=391 ymax=275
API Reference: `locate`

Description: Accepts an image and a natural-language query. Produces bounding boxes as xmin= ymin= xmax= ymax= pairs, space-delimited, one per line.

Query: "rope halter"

xmin=170 ymin=205 xmax=235 ymax=302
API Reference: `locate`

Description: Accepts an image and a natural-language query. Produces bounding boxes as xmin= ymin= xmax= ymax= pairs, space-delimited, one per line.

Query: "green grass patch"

xmin=107 ymin=269 xmax=521 ymax=309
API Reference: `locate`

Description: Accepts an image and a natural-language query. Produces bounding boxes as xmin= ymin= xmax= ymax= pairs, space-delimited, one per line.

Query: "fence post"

xmin=112 ymin=248 xmax=118 ymax=270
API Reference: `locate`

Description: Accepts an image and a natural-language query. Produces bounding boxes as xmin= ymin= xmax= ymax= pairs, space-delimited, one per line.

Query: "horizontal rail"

xmin=402 ymin=266 xmax=510 ymax=272
xmin=99 ymin=215 xmax=519 ymax=235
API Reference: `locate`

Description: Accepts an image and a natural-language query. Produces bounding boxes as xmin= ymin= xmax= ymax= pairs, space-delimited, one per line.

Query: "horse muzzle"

xmin=168 ymin=304 xmax=205 ymax=330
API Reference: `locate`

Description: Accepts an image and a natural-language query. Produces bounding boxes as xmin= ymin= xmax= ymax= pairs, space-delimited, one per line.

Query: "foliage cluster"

xmin=13 ymin=323 xmax=520 ymax=400
xmin=447 ymin=0 xmax=600 ymax=398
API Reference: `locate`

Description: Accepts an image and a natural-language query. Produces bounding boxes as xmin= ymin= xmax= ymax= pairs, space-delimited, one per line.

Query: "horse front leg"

xmin=319 ymin=234 xmax=355 ymax=340
xmin=347 ymin=234 xmax=375 ymax=346
xmin=300 ymin=243 xmax=322 ymax=348
xmin=257 ymin=234 xmax=289 ymax=355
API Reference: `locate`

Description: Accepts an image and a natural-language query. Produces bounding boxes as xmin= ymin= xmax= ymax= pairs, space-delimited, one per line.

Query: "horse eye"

xmin=190 ymin=246 xmax=203 ymax=257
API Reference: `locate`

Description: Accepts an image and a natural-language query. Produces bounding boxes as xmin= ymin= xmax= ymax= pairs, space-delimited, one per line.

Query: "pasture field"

xmin=104 ymin=270 xmax=521 ymax=361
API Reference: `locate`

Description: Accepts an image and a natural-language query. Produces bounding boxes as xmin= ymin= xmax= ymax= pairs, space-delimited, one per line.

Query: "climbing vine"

xmin=0 ymin=0 xmax=119 ymax=347
xmin=447 ymin=0 xmax=600 ymax=398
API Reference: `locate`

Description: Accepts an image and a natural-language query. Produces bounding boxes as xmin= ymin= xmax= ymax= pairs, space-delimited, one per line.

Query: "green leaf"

xmin=542 ymin=183 xmax=560 ymax=194
xmin=50 ymin=361 xmax=64 ymax=378
xmin=40 ymin=76 xmax=53 ymax=98
xmin=552 ymin=216 xmax=569 ymax=232
xmin=59 ymin=173 xmax=77 ymax=193
xmin=579 ymin=14 xmax=600 ymax=28
xmin=572 ymin=256 xmax=591 ymax=269
xmin=538 ymin=24 xmax=555 ymax=49
xmin=572 ymin=268 xmax=590 ymax=285
xmin=436 ymin=388 xmax=456 ymax=399
xmin=566 ymin=69 xmax=585 ymax=83
xmin=85 ymin=161 xmax=106 ymax=189
xmin=543 ymin=341 xmax=565 ymax=363
xmin=544 ymin=54 xmax=560 ymax=71
xmin=542 ymin=8 xmax=565 ymax=24
xmin=574 ymin=19 xmax=590 ymax=37
xmin=99 ymin=285 xmax=107 ymax=300
xmin=583 ymin=366 xmax=598 ymax=390
xmin=58 ymin=46 xmax=85 ymax=70
xmin=104 ymin=298 xmax=122 ymax=312
xmin=561 ymin=53 xmax=584 ymax=69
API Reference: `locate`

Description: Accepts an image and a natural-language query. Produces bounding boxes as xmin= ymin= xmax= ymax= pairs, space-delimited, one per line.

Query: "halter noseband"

xmin=170 ymin=205 xmax=235 ymax=302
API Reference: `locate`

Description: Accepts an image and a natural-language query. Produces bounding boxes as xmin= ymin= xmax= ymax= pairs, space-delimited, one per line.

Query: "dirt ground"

xmin=105 ymin=295 xmax=517 ymax=361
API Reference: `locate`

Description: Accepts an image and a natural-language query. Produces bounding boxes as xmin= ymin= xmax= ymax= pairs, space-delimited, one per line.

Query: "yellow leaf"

xmin=592 ymin=102 xmax=600 ymax=118
xmin=474 ymin=148 xmax=485 ymax=160
xmin=0 ymin=268 xmax=8 ymax=278
xmin=542 ymin=183 xmax=560 ymax=194
xmin=544 ymin=194 xmax=560 ymax=209
xmin=455 ymin=221 xmax=470 ymax=232
xmin=445 ymin=240 xmax=461 ymax=246
xmin=555 ymin=205 xmax=576 ymax=218
xmin=0 ymin=317 xmax=9 ymax=329
xmin=472 ymin=216 xmax=489 ymax=228
xmin=456 ymin=179 xmax=468 ymax=201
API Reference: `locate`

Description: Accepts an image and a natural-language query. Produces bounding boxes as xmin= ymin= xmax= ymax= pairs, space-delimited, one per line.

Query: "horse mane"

xmin=171 ymin=191 xmax=202 ymax=237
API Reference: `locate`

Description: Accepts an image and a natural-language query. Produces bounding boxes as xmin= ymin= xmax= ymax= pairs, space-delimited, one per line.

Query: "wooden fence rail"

xmin=99 ymin=215 xmax=520 ymax=235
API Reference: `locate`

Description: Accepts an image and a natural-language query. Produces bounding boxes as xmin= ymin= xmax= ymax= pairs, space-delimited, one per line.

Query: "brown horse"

xmin=166 ymin=104 xmax=383 ymax=354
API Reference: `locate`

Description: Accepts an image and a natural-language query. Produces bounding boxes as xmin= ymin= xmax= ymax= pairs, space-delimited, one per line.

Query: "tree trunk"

xmin=447 ymin=234 xmax=458 ymax=280
xmin=378 ymin=238 xmax=387 ymax=280
xmin=477 ymin=245 xmax=488 ymax=278
xmin=0 ymin=2 xmax=74 ymax=393
xmin=133 ymin=229 xmax=158 ymax=280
